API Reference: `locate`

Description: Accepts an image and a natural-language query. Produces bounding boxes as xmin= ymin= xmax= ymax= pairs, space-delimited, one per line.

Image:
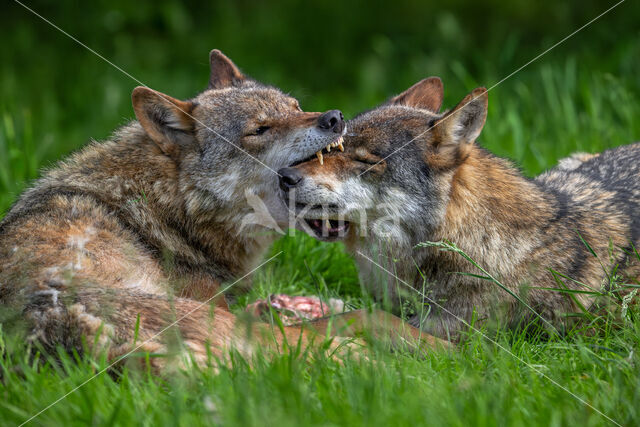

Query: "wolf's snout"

xmin=317 ymin=110 xmax=345 ymax=134
xmin=278 ymin=167 xmax=303 ymax=191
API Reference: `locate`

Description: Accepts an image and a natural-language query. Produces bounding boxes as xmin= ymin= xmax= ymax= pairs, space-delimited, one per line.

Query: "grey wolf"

xmin=0 ymin=50 xmax=438 ymax=370
xmin=280 ymin=77 xmax=640 ymax=339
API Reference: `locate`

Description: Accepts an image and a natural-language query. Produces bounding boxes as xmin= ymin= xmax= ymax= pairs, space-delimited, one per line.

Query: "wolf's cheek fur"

xmin=340 ymin=177 xmax=379 ymax=219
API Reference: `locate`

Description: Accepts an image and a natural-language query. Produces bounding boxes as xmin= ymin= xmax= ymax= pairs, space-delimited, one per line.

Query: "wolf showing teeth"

xmin=0 ymin=50 xmax=442 ymax=370
xmin=285 ymin=76 xmax=640 ymax=340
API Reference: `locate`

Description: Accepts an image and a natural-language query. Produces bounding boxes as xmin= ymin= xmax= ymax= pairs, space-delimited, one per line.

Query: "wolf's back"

xmin=537 ymin=142 xmax=640 ymax=238
xmin=574 ymin=143 xmax=640 ymax=190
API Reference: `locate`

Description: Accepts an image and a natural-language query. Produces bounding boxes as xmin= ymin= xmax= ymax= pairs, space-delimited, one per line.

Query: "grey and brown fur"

xmin=283 ymin=78 xmax=640 ymax=340
xmin=0 ymin=51 xmax=441 ymax=370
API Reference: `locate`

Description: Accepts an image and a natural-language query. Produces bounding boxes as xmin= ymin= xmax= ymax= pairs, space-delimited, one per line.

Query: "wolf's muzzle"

xmin=317 ymin=109 xmax=345 ymax=134
xmin=278 ymin=167 xmax=303 ymax=192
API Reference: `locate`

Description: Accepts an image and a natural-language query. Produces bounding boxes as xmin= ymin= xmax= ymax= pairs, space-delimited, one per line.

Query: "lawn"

xmin=1 ymin=1 xmax=640 ymax=425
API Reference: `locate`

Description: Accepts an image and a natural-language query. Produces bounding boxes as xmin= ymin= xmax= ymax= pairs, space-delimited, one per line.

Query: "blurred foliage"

xmin=3 ymin=1 xmax=639 ymax=109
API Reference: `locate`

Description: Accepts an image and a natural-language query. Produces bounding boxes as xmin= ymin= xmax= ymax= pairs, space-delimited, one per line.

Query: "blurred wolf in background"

xmin=0 ymin=50 xmax=440 ymax=370
xmin=281 ymin=77 xmax=640 ymax=340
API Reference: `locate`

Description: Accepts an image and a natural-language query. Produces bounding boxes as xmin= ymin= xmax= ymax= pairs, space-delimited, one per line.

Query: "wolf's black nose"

xmin=317 ymin=110 xmax=345 ymax=134
xmin=278 ymin=167 xmax=303 ymax=191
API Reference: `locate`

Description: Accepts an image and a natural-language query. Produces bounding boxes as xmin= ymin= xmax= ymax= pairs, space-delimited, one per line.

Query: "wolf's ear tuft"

xmin=132 ymin=86 xmax=195 ymax=157
xmin=437 ymin=87 xmax=488 ymax=145
xmin=390 ymin=77 xmax=444 ymax=112
xmin=208 ymin=49 xmax=245 ymax=89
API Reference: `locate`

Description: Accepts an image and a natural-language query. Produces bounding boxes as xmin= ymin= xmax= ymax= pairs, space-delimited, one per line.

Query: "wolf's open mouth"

xmin=290 ymin=134 xmax=345 ymax=167
xmin=303 ymin=218 xmax=350 ymax=240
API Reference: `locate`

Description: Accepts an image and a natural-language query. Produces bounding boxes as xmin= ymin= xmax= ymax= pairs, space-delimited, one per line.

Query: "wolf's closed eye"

xmin=253 ymin=126 xmax=271 ymax=135
xmin=355 ymin=155 xmax=383 ymax=166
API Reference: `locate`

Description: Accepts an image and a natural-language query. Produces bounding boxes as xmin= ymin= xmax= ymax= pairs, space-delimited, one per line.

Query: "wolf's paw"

xmin=246 ymin=294 xmax=345 ymax=325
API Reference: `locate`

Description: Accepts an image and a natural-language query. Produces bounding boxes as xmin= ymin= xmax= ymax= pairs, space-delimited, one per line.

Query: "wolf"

xmin=280 ymin=77 xmax=640 ymax=340
xmin=0 ymin=50 xmax=438 ymax=371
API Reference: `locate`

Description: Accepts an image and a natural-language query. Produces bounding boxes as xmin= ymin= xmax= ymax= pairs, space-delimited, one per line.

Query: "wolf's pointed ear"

xmin=208 ymin=49 xmax=245 ymax=89
xmin=436 ymin=87 xmax=488 ymax=145
xmin=390 ymin=77 xmax=444 ymax=112
xmin=132 ymin=86 xmax=195 ymax=157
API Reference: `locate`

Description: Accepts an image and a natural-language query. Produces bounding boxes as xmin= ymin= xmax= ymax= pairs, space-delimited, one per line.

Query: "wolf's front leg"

xmin=17 ymin=284 xmax=374 ymax=372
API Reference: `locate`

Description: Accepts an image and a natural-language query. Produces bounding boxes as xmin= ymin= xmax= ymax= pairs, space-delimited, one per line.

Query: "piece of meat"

xmin=246 ymin=294 xmax=345 ymax=325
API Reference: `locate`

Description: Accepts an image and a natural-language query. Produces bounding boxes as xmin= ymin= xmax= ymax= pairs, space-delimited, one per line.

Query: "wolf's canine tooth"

xmin=324 ymin=219 xmax=330 ymax=229
xmin=316 ymin=151 xmax=324 ymax=165
xmin=338 ymin=142 xmax=344 ymax=152
xmin=326 ymin=144 xmax=331 ymax=152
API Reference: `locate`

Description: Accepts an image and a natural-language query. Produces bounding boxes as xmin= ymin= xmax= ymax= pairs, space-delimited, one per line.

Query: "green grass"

xmin=2 ymin=297 xmax=640 ymax=426
xmin=2 ymin=1 xmax=640 ymax=426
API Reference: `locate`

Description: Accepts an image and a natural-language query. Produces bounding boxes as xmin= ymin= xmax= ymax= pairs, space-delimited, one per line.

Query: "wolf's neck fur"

xmin=35 ymin=124 xmax=274 ymax=280
xmin=353 ymin=145 xmax=560 ymax=321
xmin=427 ymin=146 xmax=551 ymax=277
xmin=358 ymin=146 xmax=551 ymax=283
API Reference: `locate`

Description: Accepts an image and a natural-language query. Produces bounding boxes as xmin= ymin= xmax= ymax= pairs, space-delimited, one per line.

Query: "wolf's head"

xmin=131 ymin=50 xmax=346 ymax=227
xmin=279 ymin=78 xmax=488 ymax=245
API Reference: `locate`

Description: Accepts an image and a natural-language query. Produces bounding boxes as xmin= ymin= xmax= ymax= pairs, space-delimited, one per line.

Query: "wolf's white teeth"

xmin=324 ymin=219 xmax=331 ymax=229
xmin=318 ymin=136 xmax=344 ymax=159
